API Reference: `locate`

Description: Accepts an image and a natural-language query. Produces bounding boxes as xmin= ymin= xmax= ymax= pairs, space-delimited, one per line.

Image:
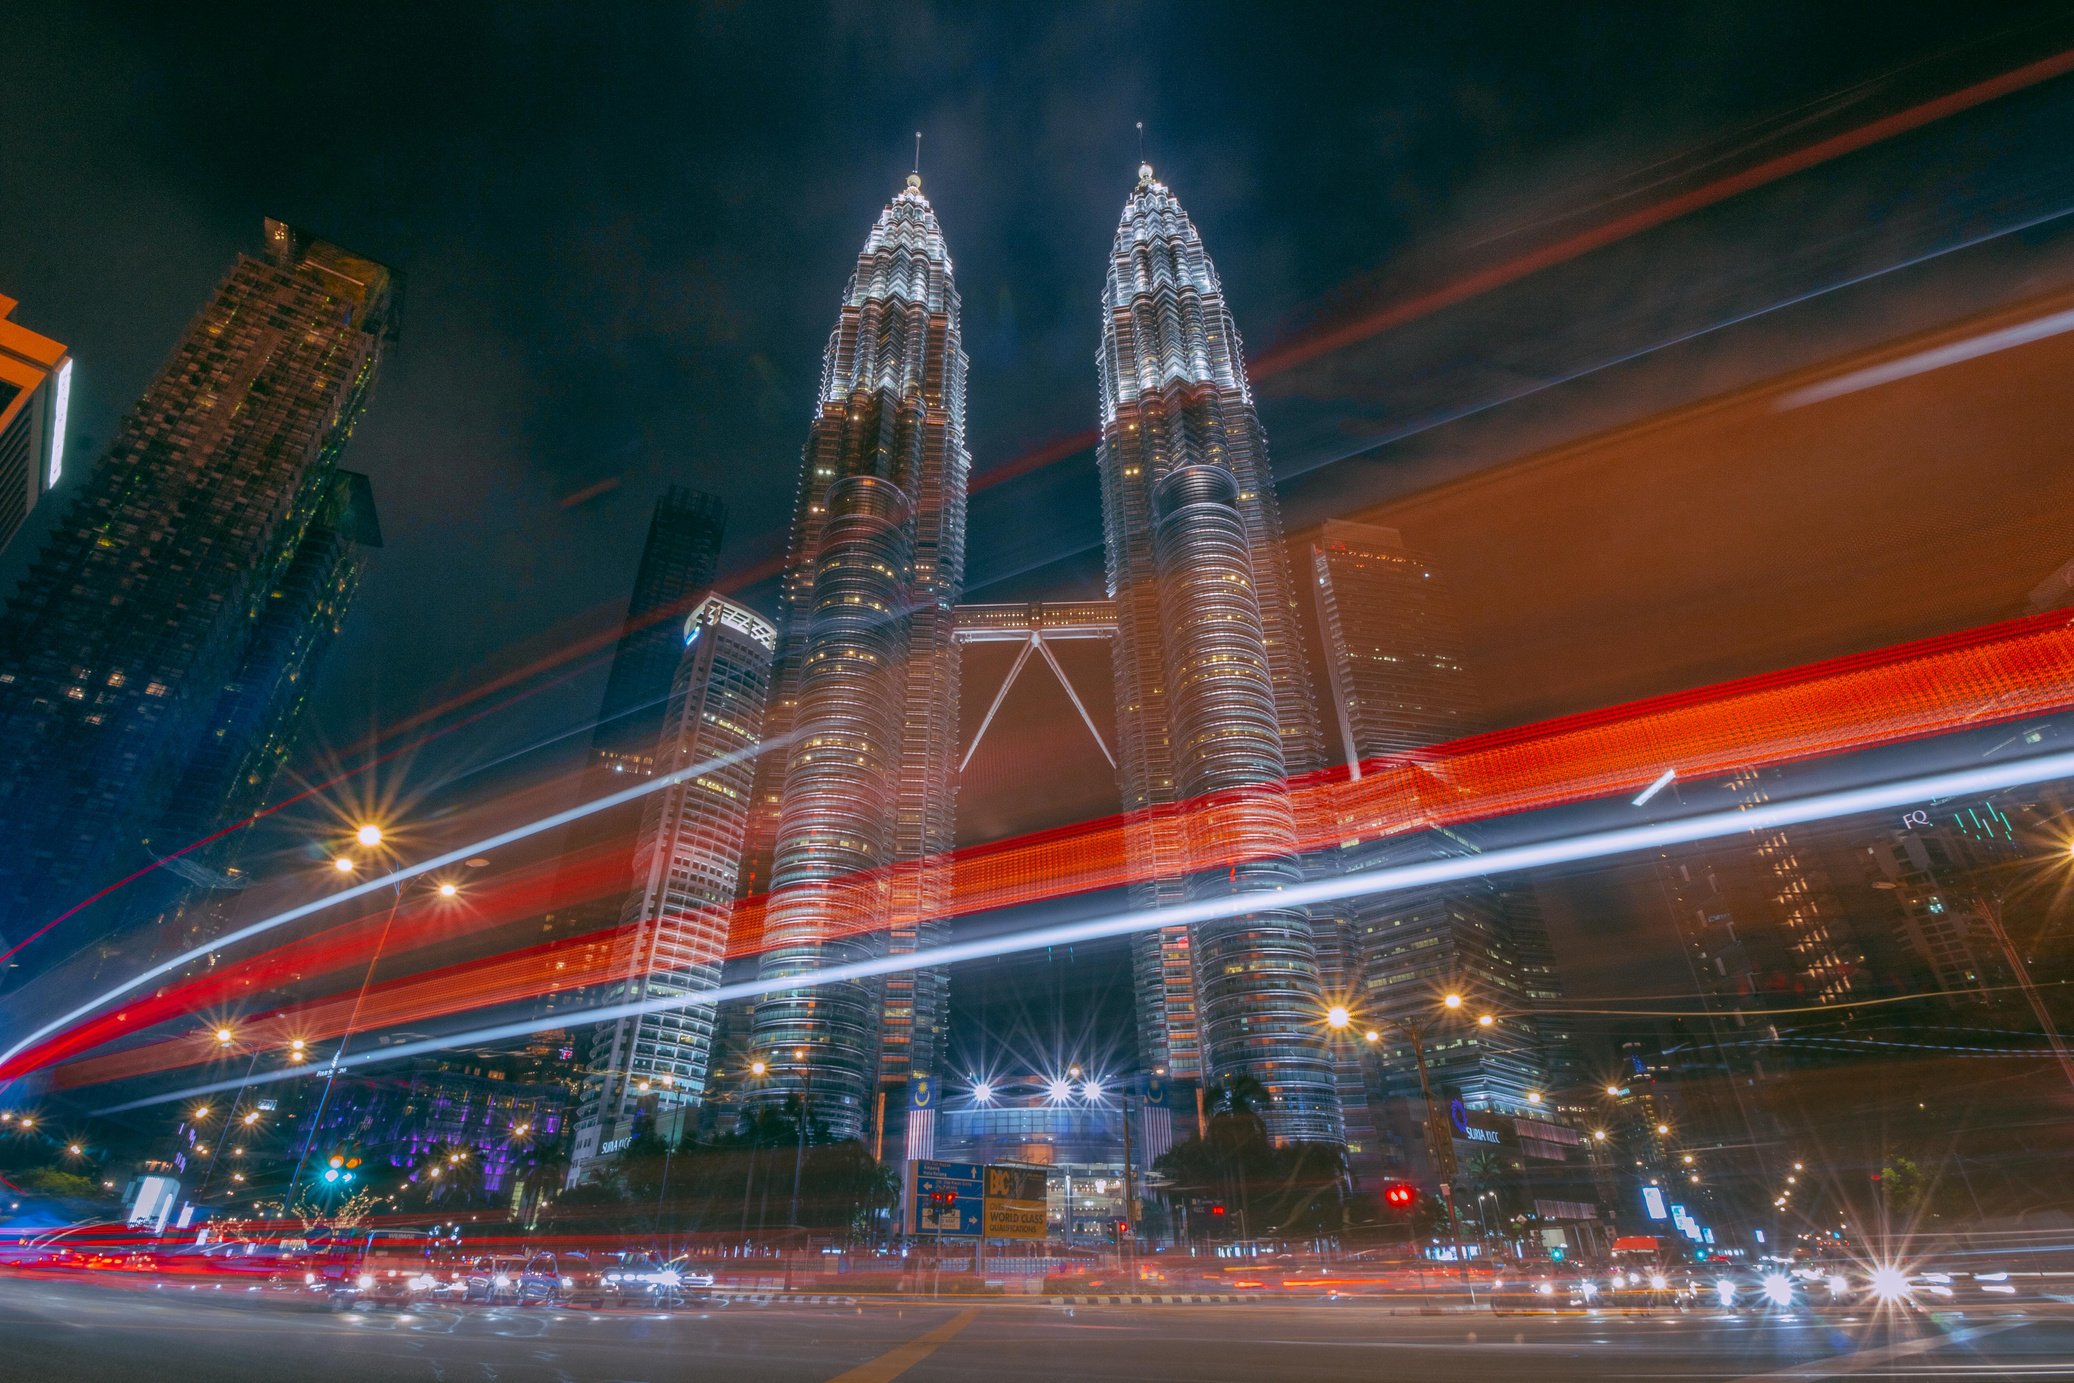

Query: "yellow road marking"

xmin=825 ymin=1307 xmax=979 ymax=1383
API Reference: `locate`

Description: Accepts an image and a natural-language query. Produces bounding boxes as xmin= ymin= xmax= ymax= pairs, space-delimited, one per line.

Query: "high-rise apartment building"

xmin=570 ymin=595 xmax=774 ymax=1174
xmin=1098 ymin=163 xmax=1338 ymax=1144
xmin=1869 ymin=800 xmax=2027 ymax=1005
xmin=1658 ymin=767 xmax=1863 ymax=1073
xmin=591 ymin=487 xmax=728 ymax=775
xmin=1310 ymin=522 xmax=1550 ymax=1116
xmin=0 ymin=294 xmax=72 ymax=557
xmin=745 ymin=173 xmax=969 ymax=1139
xmin=0 ymin=220 xmax=398 ymax=970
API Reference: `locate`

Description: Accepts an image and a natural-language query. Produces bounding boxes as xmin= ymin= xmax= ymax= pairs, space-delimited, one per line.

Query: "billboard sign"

xmin=983 ymin=1164 xmax=1048 ymax=1240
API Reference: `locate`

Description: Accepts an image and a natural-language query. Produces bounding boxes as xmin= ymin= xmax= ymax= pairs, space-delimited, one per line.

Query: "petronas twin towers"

xmin=746 ymin=163 xmax=1341 ymax=1146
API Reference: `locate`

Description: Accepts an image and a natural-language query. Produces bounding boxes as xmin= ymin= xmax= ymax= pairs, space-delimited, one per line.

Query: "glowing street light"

xmin=332 ymin=856 xmax=355 ymax=873
xmin=214 ymin=1026 xmax=235 ymax=1046
xmin=355 ymin=824 xmax=384 ymax=848
xmin=192 ymin=1106 xmax=212 ymax=1121
xmin=1082 ymin=1080 xmax=1104 ymax=1101
xmin=1046 ymin=1077 xmax=1074 ymax=1104
xmin=241 ymin=1111 xmax=260 ymax=1126
xmin=749 ymin=1059 xmax=768 ymax=1078
xmin=1325 ymin=1005 xmax=1351 ymax=1030
xmin=1604 ymin=1084 xmax=1623 ymax=1097
xmin=1526 ymin=1091 xmax=1542 ymax=1104
xmin=1442 ymin=993 xmax=1464 ymax=1010
xmin=436 ymin=882 xmax=458 ymax=898
xmin=66 ymin=1143 xmax=83 ymax=1156
xmin=1364 ymin=1030 xmax=1381 ymax=1044
xmin=1476 ymin=1013 xmax=1495 ymax=1027
xmin=970 ymin=1081 xmax=994 ymax=1105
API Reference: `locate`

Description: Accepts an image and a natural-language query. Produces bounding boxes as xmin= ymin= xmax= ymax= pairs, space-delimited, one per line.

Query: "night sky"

xmin=8 ymin=3 xmax=2074 ymax=1041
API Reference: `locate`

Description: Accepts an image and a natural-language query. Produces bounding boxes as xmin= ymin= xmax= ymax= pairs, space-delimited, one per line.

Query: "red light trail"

xmin=24 ymin=606 xmax=2074 ymax=1093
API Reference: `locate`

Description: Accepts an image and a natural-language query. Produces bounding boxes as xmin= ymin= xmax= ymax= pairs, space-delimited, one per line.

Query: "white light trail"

xmin=86 ymin=745 xmax=2074 ymax=1115
xmin=0 ymin=731 xmax=800 ymax=1072
xmin=1633 ymin=767 xmax=1676 ymax=806
xmin=1777 ymin=306 xmax=2074 ymax=411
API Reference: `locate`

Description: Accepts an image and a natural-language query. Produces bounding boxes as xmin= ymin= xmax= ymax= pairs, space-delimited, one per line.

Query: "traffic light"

xmin=1209 ymin=1204 xmax=1226 ymax=1218
xmin=1382 ymin=1182 xmax=1418 ymax=1210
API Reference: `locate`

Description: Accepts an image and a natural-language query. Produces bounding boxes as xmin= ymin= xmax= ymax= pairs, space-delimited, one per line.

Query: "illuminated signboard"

xmin=983 ymin=1164 xmax=1048 ymax=1241
xmin=1642 ymin=1186 xmax=1668 ymax=1220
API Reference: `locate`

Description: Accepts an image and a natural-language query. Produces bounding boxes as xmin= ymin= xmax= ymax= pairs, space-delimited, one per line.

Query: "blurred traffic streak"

xmin=22 ymin=598 xmax=2074 ymax=1092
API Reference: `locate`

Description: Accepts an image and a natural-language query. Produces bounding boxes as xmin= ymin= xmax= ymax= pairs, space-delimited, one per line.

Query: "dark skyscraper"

xmin=0 ymin=220 xmax=397 ymax=970
xmin=1099 ymin=163 xmax=1338 ymax=1144
xmin=590 ymin=486 xmax=727 ymax=776
xmin=747 ymin=171 xmax=970 ymax=1140
xmin=1312 ymin=522 xmax=1556 ymax=1116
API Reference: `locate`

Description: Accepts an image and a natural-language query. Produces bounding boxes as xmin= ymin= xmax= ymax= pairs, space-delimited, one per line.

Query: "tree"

xmin=17 ymin=1167 xmax=97 ymax=1200
xmin=1153 ymin=1076 xmax=1347 ymax=1243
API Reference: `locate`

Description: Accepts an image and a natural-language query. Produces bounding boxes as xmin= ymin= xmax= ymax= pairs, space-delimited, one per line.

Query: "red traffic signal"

xmin=1209 ymin=1204 xmax=1227 ymax=1217
xmin=1382 ymin=1182 xmax=1418 ymax=1209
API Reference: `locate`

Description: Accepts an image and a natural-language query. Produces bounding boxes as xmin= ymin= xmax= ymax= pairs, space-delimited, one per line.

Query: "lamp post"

xmin=288 ymin=836 xmax=460 ymax=1200
xmin=741 ymin=1058 xmax=768 ymax=1242
xmin=1330 ymin=996 xmax=1484 ymax=1292
xmin=788 ymin=1048 xmax=813 ymax=1228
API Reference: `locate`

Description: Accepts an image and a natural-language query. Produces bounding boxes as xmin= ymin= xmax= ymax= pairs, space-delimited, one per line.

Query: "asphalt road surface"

xmin=2 ymin=1276 xmax=2069 ymax=1382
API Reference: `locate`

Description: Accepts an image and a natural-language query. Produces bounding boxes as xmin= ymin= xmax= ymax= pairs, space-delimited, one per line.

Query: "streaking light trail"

xmin=0 ymin=730 xmax=798 ymax=1074
xmin=1777 ymin=305 xmax=2074 ymax=410
xmin=13 ymin=604 xmax=2074 ymax=1088
xmin=90 ymin=744 xmax=2074 ymax=1115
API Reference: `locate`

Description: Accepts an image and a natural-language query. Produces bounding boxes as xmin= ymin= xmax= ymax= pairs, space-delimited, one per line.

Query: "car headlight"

xmin=356 ymin=1274 xmax=374 ymax=1290
xmin=560 ymin=1276 xmax=574 ymax=1289
xmin=303 ymin=1271 xmax=316 ymax=1285
xmin=492 ymin=1273 xmax=510 ymax=1287
xmin=656 ymin=1270 xmax=681 ymax=1287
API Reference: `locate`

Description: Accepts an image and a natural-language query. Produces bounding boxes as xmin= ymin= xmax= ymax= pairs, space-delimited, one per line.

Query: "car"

xmin=461 ymin=1255 xmax=528 ymax=1304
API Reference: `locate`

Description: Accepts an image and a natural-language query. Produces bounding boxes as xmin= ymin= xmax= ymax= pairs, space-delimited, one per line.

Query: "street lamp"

xmin=355 ymin=824 xmax=384 ymax=848
xmin=1326 ymin=997 xmax=1480 ymax=1289
xmin=332 ymin=856 xmax=356 ymax=873
xmin=971 ymin=1081 xmax=994 ymax=1105
xmin=214 ymin=1026 xmax=235 ymax=1047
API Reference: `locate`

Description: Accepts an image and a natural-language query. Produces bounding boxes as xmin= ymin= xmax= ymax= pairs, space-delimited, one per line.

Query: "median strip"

xmin=826 ymin=1307 xmax=978 ymax=1383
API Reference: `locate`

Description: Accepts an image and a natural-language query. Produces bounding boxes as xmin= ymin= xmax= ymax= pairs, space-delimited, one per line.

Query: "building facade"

xmin=745 ymin=173 xmax=970 ymax=1139
xmin=1310 ymin=522 xmax=1554 ymax=1130
xmin=0 ymin=294 xmax=71 ymax=558
xmin=571 ymin=595 xmax=774 ymax=1173
xmin=0 ymin=220 xmax=397 ymax=970
xmin=1098 ymin=163 xmax=1337 ymax=1144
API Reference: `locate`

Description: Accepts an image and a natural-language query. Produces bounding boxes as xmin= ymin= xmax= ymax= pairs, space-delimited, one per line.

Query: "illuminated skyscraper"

xmin=570 ymin=595 xmax=774 ymax=1174
xmin=0 ymin=221 xmax=396 ymax=970
xmin=0 ymin=294 xmax=72 ymax=558
xmin=745 ymin=173 xmax=968 ymax=1139
xmin=1098 ymin=163 xmax=1338 ymax=1143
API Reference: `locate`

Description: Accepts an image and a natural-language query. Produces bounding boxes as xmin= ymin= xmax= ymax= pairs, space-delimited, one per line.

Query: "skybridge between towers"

xmin=952 ymin=601 xmax=1119 ymax=773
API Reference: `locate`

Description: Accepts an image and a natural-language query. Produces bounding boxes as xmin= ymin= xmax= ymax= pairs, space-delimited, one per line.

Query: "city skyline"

xmin=4 ymin=19 xmax=2074 ymax=1365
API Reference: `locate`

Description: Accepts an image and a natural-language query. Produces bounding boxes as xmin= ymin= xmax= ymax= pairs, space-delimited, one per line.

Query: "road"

xmin=1 ymin=1275 xmax=2069 ymax=1382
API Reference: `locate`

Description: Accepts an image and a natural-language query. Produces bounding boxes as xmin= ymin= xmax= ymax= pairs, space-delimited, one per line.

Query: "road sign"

xmin=910 ymin=1160 xmax=984 ymax=1237
xmin=983 ymin=1164 xmax=1048 ymax=1240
